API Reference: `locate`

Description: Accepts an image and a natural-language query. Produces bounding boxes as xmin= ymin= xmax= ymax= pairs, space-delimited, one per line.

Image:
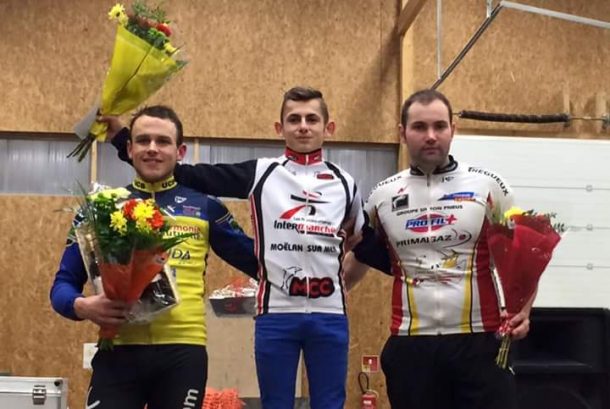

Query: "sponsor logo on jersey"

xmin=396 ymin=229 xmax=472 ymax=247
xmin=391 ymin=194 xmax=409 ymax=211
xmin=273 ymin=220 xmax=338 ymax=236
xmin=279 ymin=191 xmax=328 ymax=219
xmin=441 ymin=176 xmax=455 ymax=183
xmin=438 ymin=191 xmax=476 ymax=202
xmin=315 ymin=172 xmax=335 ymax=180
xmin=183 ymin=205 xmax=201 ymax=217
xmin=405 ymin=213 xmax=456 ymax=232
xmin=168 ymin=224 xmax=200 ymax=239
xmin=275 ymin=191 xmax=336 ymax=236
xmin=271 ymin=242 xmax=338 ymax=253
xmin=270 ymin=242 xmax=304 ymax=252
xmin=289 ymin=277 xmax=335 ymax=298
xmin=280 ymin=266 xmax=335 ymax=298
xmin=175 ymin=196 xmax=187 ymax=204
xmin=374 ymin=175 xmax=400 ymax=189
xmin=467 ymin=167 xmax=510 ymax=195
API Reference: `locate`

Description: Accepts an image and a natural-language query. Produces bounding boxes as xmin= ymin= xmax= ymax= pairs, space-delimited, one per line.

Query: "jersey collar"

xmin=284 ymin=147 xmax=323 ymax=165
xmin=410 ymin=155 xmax=458 ymax=176
xmin=132 ymin=176 xmax=177 ymax=193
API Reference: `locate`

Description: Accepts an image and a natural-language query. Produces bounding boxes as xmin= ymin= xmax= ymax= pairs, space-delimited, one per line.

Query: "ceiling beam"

xmin=395 ymin=0 xmax=429 ymax=36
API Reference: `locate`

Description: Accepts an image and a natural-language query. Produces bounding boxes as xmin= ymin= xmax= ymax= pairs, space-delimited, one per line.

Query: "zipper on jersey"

xmin=303 ymin=154 xmax=311 ymax=312
xmin=426 ymin=172 xmax=443 ymax=333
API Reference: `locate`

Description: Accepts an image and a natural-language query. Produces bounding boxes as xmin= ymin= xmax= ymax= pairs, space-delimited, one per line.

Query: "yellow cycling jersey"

xmin=51 ymin=176 xmax=257 ymax=346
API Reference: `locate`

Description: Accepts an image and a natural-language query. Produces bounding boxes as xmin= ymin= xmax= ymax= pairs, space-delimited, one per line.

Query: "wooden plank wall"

xmin=3 ymin=1 xmax=610 ymax=409
xmin=404 ymin=0 xmax=610 ymax=139
xmin=0 ymin=0 xmax=401 ymax=143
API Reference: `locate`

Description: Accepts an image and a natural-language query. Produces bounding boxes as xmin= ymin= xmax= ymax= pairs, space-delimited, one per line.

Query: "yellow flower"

xmin=503 ymin=206 xmax=525 ymax=221
xmin=136 ymin=217 xmax=153 ymax=233
xmin=132 ymin=200 xmax=156 ymax=233
xmin=108 ymin=3 xmax=128 ymax=25
xmin=133 ymin=201 xmax=155 ymax=220
xmin=110 ymin=210 xmax=128 ymax=235
xmin=164 ymin=42 xmax=178 ymax=55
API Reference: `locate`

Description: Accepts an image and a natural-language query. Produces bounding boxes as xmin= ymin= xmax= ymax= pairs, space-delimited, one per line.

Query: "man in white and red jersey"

xmin=111 ymin=87 xmax=365 ymax=409
xmin=345 ymin=89 xmax=533 ymax=409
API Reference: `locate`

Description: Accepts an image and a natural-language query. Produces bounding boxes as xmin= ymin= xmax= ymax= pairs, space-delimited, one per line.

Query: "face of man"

xmin=400 ymin=99 xmax=455 ymax=173
xmin=275 ymin=99 xmax=335 ymax=153
xmin=128 ymin=115 xmax=186 ymax=183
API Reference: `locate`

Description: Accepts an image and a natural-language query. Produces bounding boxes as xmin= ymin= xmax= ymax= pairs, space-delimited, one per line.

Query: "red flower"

xmin=150 ymin=210 xmax=165 ymax=230
xmin=156 ymin=23 xmax=172 ymax=37
xmin=122 ymin=199 xmax=138 ymax=219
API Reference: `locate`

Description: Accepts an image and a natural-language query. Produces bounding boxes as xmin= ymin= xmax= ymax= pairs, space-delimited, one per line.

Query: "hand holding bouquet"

xmin=487 ymin=206 xmax=564 ymax=367
xmin=74 ymin=186 xmax=192 ymax=349
xmin=70 ymin=1 xmax=187 ymax=161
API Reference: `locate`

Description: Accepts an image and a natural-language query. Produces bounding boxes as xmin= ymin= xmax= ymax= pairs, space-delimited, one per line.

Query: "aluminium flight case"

xmin=0 ymin=377 xmax=68 ymax=409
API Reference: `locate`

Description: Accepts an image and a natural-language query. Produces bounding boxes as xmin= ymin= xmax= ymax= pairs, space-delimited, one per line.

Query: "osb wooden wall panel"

xmin=1 ymin=0 xmax=401 ymax=144
xmin=346 ymin=272 xmax=394 ymax=409
xmin=407 ymin=0 xmax=610 ymax=138
xmin=0 ymin=196 xmax=97 ymax=409
xmin=0 ymin=195 xmax=395 ymax=408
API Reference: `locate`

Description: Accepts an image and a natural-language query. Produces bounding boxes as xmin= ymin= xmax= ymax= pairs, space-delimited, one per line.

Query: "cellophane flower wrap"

xmin=69 ymin=1 xmax=187 ymax=161
xmin=488 ymin=206 xmax=563 ymax=368
xmin=73 ymin=185 xmax=192 ymax=349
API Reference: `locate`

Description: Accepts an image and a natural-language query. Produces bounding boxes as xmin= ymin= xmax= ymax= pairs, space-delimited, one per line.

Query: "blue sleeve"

xmin=353 ymin=224 xmax=392 ymax=275
xmin=50 ymin=241 xmax=89 ymax=320
xmin=112 ymin=128 xmax=256 ymax=199
xmin=207 ymin=197 xmax=259 ymax=280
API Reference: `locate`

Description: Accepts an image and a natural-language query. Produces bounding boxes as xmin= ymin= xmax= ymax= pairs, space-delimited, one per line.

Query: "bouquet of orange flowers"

xmin=73 ymin=186 xmax=191 ymax=349
xmin=71 ymin=1 xmax=187 ymax=161
xmin=487 ymin=206 xmax=564 ymax=368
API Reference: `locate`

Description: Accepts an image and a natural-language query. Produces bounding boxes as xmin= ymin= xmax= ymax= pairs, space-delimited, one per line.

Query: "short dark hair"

xmin=400 ymin=89 xmax=453 ymax=127
xmin=129 ymin=105 xmax=184 ymax=146
xmin=280 ymin=86 xmax=329 ymax=124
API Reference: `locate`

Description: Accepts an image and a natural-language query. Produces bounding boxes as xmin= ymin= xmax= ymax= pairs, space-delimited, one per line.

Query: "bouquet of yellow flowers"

xmin=73 ymin=186 xmax=192 ymax=349
xmin=70 ymin=1 xmax=187 ymax=161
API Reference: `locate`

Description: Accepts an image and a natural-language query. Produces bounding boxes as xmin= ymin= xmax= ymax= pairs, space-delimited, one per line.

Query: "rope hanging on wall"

xmin=458 ymin=111 xmax=569 ymax=124
xmin=456 ymin=110 xmax=609 ymax=129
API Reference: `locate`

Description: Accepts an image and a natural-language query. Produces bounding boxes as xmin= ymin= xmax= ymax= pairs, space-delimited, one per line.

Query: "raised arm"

xmin=110 ymin=126 xmax=257 ymax=198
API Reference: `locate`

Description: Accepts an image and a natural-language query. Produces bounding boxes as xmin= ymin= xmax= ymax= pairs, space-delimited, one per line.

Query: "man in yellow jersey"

xmin=51 ymin=105 xmax=257 ymax=409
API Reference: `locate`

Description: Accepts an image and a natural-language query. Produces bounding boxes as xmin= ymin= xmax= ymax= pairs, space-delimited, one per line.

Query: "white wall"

xmin=452 ymin=134 xmax=610 ymax=308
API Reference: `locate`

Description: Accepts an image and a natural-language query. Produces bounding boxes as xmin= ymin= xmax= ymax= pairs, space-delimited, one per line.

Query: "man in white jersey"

xmin=344 ymin=89 xmax=532 ymax=409
xmin=111 ymin=87 xmax=365 ymax=409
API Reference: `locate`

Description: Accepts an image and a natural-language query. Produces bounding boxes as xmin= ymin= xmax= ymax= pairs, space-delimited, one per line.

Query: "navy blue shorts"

xmin=381 ymin=332 xmax=516 ymax=409
xmin=87 ymin=344 xmax=207 ymax=409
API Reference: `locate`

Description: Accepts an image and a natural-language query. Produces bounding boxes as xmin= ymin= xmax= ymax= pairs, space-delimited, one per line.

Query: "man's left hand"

xmin=341 ymin=217 xmax=362 ymax=252
xmin=508 ymin=311 xmax=530 ymax=340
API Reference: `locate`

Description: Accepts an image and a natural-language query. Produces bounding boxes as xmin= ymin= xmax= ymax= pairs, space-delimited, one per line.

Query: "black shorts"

xmin=381 ymin=332 xmax=516 ymax=409
xmin=87 ymin=344 xmax=208 ymax=409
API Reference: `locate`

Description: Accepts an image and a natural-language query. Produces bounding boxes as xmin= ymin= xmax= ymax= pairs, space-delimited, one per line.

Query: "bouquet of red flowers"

xmin=73 ymin=186 xmax=192 ymax=349
xmin=487 ymin=206 xmax=563 ymax=367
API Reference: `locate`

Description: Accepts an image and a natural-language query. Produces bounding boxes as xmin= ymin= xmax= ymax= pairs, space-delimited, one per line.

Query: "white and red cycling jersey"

xmin=172 ymin=147 xmax=365 ymax=316
xmin=355 ymin=156 xmax=514 ymax=336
